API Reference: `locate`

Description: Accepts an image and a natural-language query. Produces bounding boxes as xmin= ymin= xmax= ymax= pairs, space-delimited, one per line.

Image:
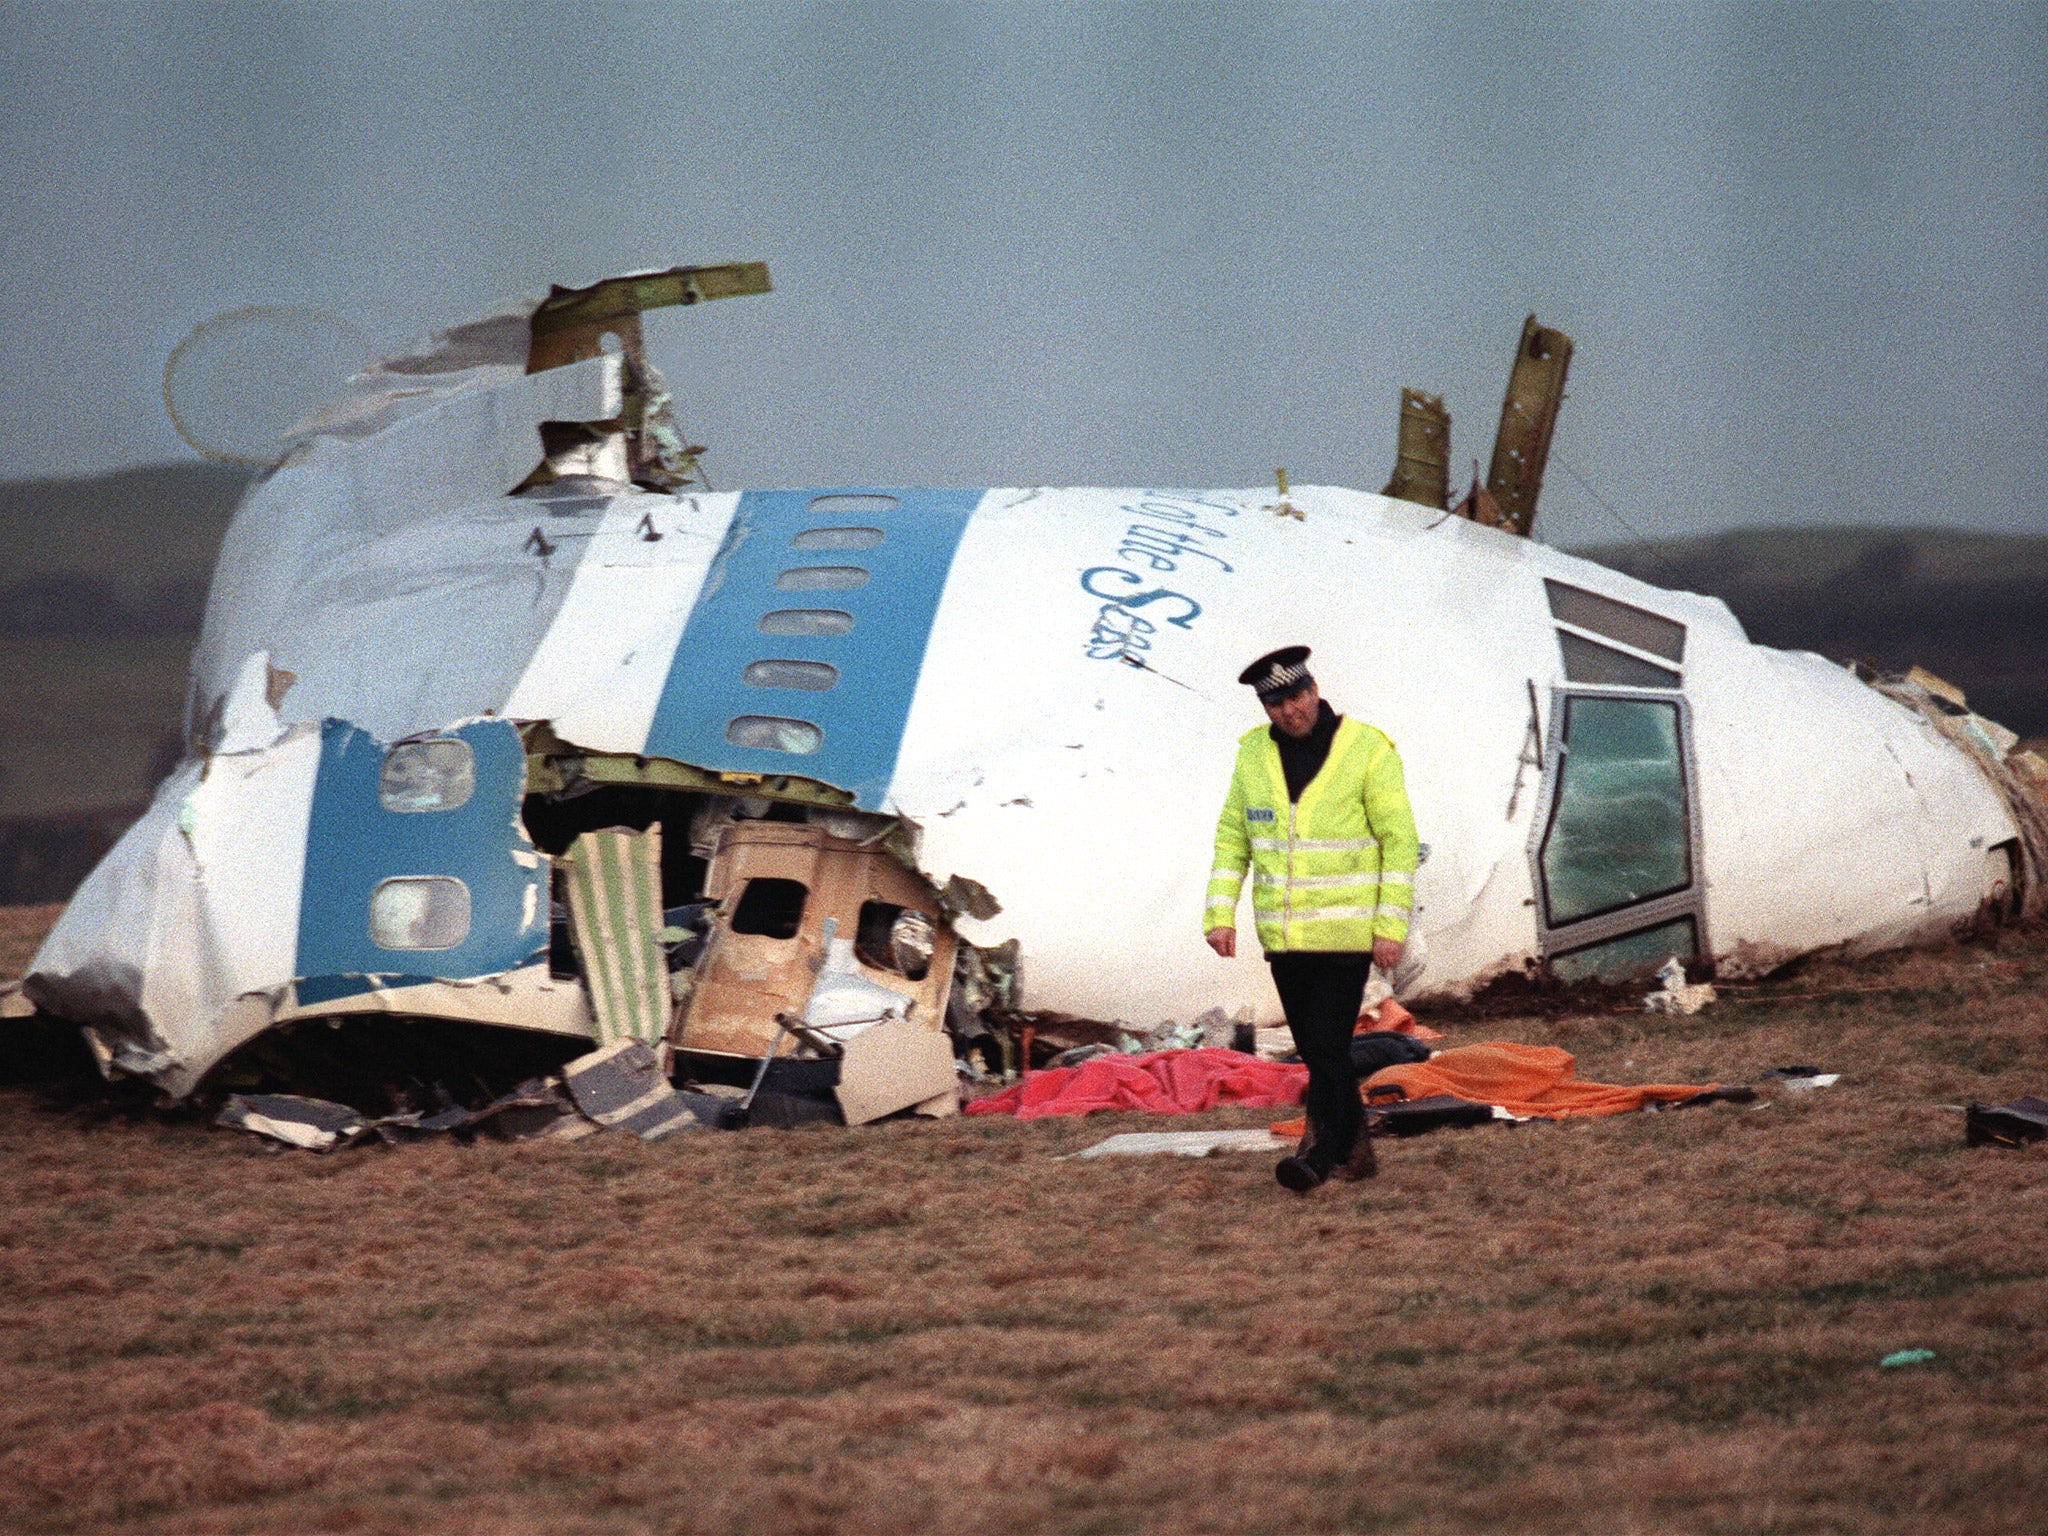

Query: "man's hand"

xmin=1372 ymin=937 xmax=1403 ymax=974
xmin=1206 ymin=926 xmax=1237 ymax=958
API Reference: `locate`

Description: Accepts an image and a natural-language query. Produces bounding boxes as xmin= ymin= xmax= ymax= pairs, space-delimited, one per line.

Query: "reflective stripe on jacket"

xmin=1204 ymin=716 xmax=1419 ymax=951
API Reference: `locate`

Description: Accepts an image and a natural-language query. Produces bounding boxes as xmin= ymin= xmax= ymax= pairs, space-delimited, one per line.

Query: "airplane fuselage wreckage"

xmin=21 ymin=265 xmax=2048 ymax=1112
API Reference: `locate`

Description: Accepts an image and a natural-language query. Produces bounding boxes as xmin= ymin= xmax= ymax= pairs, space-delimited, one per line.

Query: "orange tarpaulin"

xmin=1271 ymin=1041 xmax=1715 ymax=1138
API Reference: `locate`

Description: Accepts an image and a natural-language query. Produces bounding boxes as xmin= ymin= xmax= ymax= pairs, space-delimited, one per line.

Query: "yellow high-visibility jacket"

xmin=1205 ymin=716 xmax=1419 ymax=952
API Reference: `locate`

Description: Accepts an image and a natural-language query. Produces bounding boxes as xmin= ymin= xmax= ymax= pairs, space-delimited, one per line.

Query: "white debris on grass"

xmin=1644 ymin=956 xmax=1717 ymax=1015
xmin=1064 ymin=1129 xmax=1293 ymax=1160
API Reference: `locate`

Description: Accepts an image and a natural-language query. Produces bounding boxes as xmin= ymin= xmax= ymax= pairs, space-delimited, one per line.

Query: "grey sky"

xmin=1 ymin=0 xmax=2041 ymax=542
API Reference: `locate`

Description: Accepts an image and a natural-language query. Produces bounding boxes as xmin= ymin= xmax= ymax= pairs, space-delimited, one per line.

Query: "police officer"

xmin=1204 ymin=646 xmax=1419 ymax=1192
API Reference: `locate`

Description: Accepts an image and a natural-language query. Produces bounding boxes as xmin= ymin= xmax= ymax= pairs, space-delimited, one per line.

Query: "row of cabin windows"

xmin=727 ymin=515 xmax=892 ymax=755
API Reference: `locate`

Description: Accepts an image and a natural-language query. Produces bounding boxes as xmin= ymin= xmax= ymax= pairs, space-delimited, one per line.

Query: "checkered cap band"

xmin=1253 ymin=659 xmax=1311 ymax=699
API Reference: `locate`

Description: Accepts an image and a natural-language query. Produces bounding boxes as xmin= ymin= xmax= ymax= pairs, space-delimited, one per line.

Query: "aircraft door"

xmin=1529 ymin=688 xmax=1707 ymax=981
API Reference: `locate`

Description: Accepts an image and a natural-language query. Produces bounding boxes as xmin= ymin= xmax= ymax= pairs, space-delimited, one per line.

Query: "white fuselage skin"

xmin=30 ymin=466 xmax=2018 ymax=1093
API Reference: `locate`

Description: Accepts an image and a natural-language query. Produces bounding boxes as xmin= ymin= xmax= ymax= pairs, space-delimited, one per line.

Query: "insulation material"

xmin=563 ymin=827 xmax=670 ymax=1048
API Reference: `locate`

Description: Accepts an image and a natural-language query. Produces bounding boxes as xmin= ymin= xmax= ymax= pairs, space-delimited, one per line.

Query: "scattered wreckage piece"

xmin=217 ymin=1041 xmax=726 ymax=1151
xmin=1964 ymin=1094 xmax=2048 ymax=1148
xmin=19 ymin=265 xmax=2048 ymax=1109
xmin=1066 ymin=1129 xmax=1294 ymax=1160
xmin=1643 ymin=956 xmax=1717 ymax=1015
xmin=216 ymin=1093 xmax=370 ymax=1151
xmin=561 ymin=1039 xmax=722 ymax=1137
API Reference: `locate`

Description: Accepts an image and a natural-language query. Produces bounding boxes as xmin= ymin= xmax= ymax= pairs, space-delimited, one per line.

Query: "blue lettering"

xmin=1078 ymin=567 xmax=1203 ymax=629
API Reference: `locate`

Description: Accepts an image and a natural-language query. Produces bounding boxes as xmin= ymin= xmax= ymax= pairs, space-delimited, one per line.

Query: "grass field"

xmin=2 ymin=906 xmax=2045 ymax=1534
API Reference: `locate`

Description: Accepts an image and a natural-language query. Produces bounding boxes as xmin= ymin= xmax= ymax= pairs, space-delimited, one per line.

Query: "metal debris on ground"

xmin=1643 ymin=956 xmax=1716 ymax=1015
xmin=561 ymin=1038 xmax=725 ymax=1138
xmin=1065 ymin=1129 xmax=1294 ymax=1160
xmin=216 ymin=1093 xmax=372 ymax=1151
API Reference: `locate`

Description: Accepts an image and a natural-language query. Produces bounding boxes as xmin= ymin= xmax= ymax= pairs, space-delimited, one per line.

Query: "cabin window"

xmin=730 ymin=878 xmax=807 ymax=939
xmin=1558 ymin=632 xmax=1682 ymax=689
xmin=742 ymin=659 xmax=840 ymax=692
xmin=759 ymin=608 xmax=854 ymax=637
xmin=791 ymin=526 xmax=884 ymax=551
xmin=855 ymin=901 xmax=935 ymax=981
xmin=808 ymin=493 xmax=898 ymax=515
xmin=378 ymin=739 xmax=474 ymax=813
xmin=1544 ymin=580 xmax=1686 ymax=662
xmin=368 ymin=876 xmax=471 ymax=950
xmin=1550 ymin=916 xmax=1698 ymax=983
xmin=775 ymin=566 xmax=869 ymax=591
xmin=1539 ymin=696 xmax=1691 ymax=927
xmin=725 ymin=716 xmax=823 ymax=754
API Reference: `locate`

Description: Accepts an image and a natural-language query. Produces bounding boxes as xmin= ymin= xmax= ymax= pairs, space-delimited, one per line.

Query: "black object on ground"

xmin=1366 ymin=1094 xmax=1498 ymax=1136
xmin=1351 ymin=1029 xmax=1432 ymax=1077
xmin=743 ymin=1089 xmax=844 ymax=1129
xmin=1275 ymin=1154 xmax=1325 ymax=1193
xmin=1965 ymin=1094 xmax=2048 ymax=1148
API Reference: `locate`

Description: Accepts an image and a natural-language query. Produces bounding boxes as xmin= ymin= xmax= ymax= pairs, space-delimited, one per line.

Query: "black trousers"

xmin=1268 ymin=951 xmax=1372 ymax=1170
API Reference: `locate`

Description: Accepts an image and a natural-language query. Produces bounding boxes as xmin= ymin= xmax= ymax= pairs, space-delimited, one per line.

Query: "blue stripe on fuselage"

xmin=642 ymin=488 xmax=981 ymax=807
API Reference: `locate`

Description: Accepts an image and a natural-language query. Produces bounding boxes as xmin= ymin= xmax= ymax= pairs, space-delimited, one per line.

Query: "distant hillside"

xmin=1570 ymin=528 xmax=2048 ymax=737
xmin=0 ymin=465 xmax=247 ymax=868
xmin=0 ymin=463 xmax=247 ymax=636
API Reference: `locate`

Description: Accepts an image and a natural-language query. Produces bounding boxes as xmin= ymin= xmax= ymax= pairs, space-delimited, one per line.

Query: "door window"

xmin=1540 ymin=695 xmax=1691 ymax=926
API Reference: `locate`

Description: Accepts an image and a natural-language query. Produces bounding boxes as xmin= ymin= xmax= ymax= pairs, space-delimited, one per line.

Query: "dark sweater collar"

xmin=1271 ymin=701 xmax=1341 ymax=801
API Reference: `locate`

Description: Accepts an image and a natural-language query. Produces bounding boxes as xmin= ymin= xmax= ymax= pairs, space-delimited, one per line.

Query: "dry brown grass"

xmin=2 ymin=905 xmax=2046 ymax=1535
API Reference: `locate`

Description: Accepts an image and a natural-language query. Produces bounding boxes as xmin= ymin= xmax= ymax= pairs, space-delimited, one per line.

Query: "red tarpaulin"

xmin=964 ymin=1048 xmax=1307 ymax=1120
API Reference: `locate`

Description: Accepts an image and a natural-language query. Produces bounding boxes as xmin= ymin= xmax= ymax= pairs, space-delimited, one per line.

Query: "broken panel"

xmin=673 ymin=821 xmax=956 ymax=1061
xmin=563 ymin=826 xmax=671 ymax=1047
xmin=1485 ymin=316 xmax=1573 ymax=537
xmin=1380 ymin=387 xmax=1451 ymax=510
